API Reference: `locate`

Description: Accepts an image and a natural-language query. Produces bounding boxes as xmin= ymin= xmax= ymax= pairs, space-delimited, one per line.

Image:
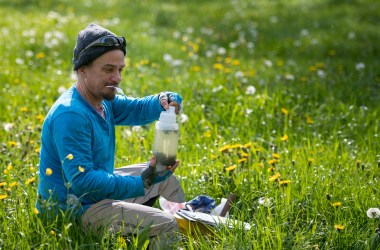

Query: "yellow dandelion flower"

xmin=36 ymin=114 xmax=44 ymax=122
xmin=6 ymin=164 xmax=13 ymax=171
xmin=248 ymin=69 xmax=256 ymax=77
xmin=272 ymin=153 xmax=280 ymax=159
xmin=268 ymin=159 xmax=277 ymax=165
xmin=3 ymin=170 xmax=8 ymax=175
xmin=332 ymin=202 xmax=342 ymax=207
xmin=308 ymin=66 xmax=317 ymax=72
xmin=279 ymin=180 xmax=291 ymax=186
xmin=238 ymin=158 xmax=247 ymax=163
xmin=36 ymin=52 xmax=45 ymax=59
xmin=316 ymin=62 xmax=324 ymax=68
xmin=0 ymin=194 xmax=7 ymax=200
xmin=20 ymin=107 xmax=28 ymax=112
xmin=213 ymin=63 xmax=224 ymax=70
xmin=269 ymin=172 xmax=280 ymax=182
xmin=0 ymin=182 xmax=6 ymax=187
xmin=35 ymin=147 xmax=40 ymax=153
xmin=29 ymin=166 xmax=36 ymax=172
xmin=306 ymin=116 xmax=314 ymax=124
xmin=117 ymin=236 xmax=127 ymax=247
xmin=281 ymin=134 xmax=289 ymax=141
xmin=211 ymin=154 xmax=218 ymax=159
xmin=224 ymin=57 xmax=232 ymax=64
xmin=225 ymin=165 xmax=237 ymax=172
xmin=232 ymin=59 xmax=240 ymax=66
xmin=231 ymin=144 xmax=243 ymax=149
xmin=203 ymin=131 xmax=212 ymax=138
xmin=241 ymin=152 xmax=249 ymax=158
xmin=243 ymin=143 xmax=251 ymax=149
xmin=9 ymin=182 xmax=18 ymax=188
xmin=33 ymin=208 xmax=39 ymax=214
xmin=219 ymin=145 xmax=231 ymax=153
xmin=67 ymin=154 xmax=74 ymax=160
xmin=281 ymin=108 xmax=289 ymax=115
xmin=334 ymin=224 xmax=345 ymax=230
xmin=50 ymin=230 xmax=55 ymax=235
xmin=45 ymin=168 xmax=53 ymax=176
xmin=308 ymin=158 xmax=314 ymax=166
xmin=267 ymin=166 xmax=275 ymax=172
xmin=78 ymin=166 xmax=85 ymax=173
xmin=25 ymin=177 xmax=36 ymax=185
xmin=190 ymin=66 xmax=201 ymax=72
xmin=276 ymin=60 xmax=284 ymax=67
xmin=256 ymin=162 xmax=264 ymax=168
xmin=8 ymin=141 xmax=18 ymax=147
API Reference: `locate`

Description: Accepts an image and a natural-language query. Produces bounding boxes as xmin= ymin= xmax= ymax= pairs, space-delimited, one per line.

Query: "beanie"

xmin=72 ymin=23 xmax=126 ymax=70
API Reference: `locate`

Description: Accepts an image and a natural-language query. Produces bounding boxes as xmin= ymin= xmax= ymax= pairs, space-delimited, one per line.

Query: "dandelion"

xmin=0 ymin=182 xmax=6 ymax=187
xmin=50 ymin=230 xmax=56 ymax=235
xmin=25 ymin=177 xmax=36 ymax=185
xmin=245 ymin=85 xmax=256 ymax=95
xmin=272 ymin=153 xmax=280 ymax=159
xmin=46 ymin=168 xmax=53 ymax=176
xmin=281 ymin=134 xmax=289 ymax=141
xmin=35 ymin=52 xmax=45 ymax=59
xmin=366 ymin=208 xmax=380 ymax=218
xmin=281 ymin=108 xmax=289 ymax=115
xmin=219 ymin=145 xmax=232 ymax=153
xmin=269 ymin=172 xmax=280 ymax=182
xmin=203 ymin=131 xmax=212 ymax=138
xmin=308 ymin=158 xmax=314 ymax=166
xmin=36 ymin=114 xmax=44 ymax=122
xmin=6 ymin=164 xmax=13 ymax=171
xmin=117 ymin=236 xmax=127 ymax=248
xmin=279 ymin=180 xmax=291 ymax=186
xmin=0 ymin=194 xmax=7 ymax=200
xmin=66 ymin=154 xmax=74 ymax=160
xmin=78 ymin=166 xmax=85 ymax=173
xmin=225 ymin=165 xmax=237 ymax=172
xmin=244 ymin=143 xmax=251 ymax=149
xmin=20 ymin=107 xmax=28 ymax=112
xmin=8 ymin=141 xmax=18 ymax=147
xmin=238 ymin=158 xmax=247 ymax=163
xmin=9 ymin=182 xmax=18 ymax=188
xmin=267 ymin=166 xmax=275 ymax=172
xmin=213 ymin=63 xmax=224 ymax=70
xmin=355 ymin=62 xmax=365 ymax=71
xmin=3 ymin=123 xmax=14 ymax=132
xmin=258 ymin=197 xmax=273 ymax=207
xmin=332 ymin=202 xmax=342 ymax=208
xmin=334 ymin=224 xmax=345 ymax=231
xmin=33 ymin=208 xmax=39 ymax=214
xmin=241 ymin=152 xmax=249 ymax=158
xmin=306 ymin=116 xmax=314 ymax=124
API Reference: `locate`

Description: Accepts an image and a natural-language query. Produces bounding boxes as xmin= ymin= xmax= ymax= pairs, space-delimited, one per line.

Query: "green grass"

xmin=1 ymin=0 xmax=379 ymax=249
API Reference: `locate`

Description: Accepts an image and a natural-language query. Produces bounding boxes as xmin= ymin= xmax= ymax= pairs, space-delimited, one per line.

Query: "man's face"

xmin=80 ymin=49 xmax=125 ymax=101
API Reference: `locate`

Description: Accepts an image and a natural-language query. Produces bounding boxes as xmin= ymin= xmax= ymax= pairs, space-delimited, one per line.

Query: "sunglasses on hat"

xmin=76 ymin=35 xmax=127 ymax=59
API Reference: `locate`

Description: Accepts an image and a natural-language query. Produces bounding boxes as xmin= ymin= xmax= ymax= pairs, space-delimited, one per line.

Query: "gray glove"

xmin=141 ymin=163 xmax=173 ymax=189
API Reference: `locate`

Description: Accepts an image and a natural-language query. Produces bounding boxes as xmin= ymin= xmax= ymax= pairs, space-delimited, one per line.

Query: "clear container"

xmin=153 ymin=106 xmax=179 ymax=173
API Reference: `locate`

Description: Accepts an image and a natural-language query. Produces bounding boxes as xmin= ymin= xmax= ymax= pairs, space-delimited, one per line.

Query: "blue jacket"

xmin=37 ymin=85 xmax=164 ymax=215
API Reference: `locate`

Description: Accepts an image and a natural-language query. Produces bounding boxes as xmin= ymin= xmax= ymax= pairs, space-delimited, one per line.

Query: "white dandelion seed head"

xmin=258 ymin=197 xmax=273 ymax=207
xmin=355 ymin=62 xmax=365 ymax=71
xmin=212 ymin=85 xmax=224 ymax=93
xmin=163 ymin=53 xmax=173 ymax=63
xmin=179 ymin=113 xmax=189 ymax=123
xmin=3 ymin=123 xmax=14 ymax=132
xmin=366 ymin=208 xmax=380 ymax=218
xmin=66 ymin=194 xmax=79 ymax=205
xmin=264 ymin=60 xmax=273 ymax=67
xmin=245 ymin=85 xmax=256 ymax=95
xmin=217 ymin=47 xmax=226 ymax=55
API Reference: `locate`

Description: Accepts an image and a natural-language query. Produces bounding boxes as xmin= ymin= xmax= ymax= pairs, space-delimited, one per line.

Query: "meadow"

xmin=0 ymin=0 xmax=379 ymax=249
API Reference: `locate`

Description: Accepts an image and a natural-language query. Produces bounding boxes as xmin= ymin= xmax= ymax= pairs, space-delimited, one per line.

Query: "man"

xmin=37 ymin=23 xmax=186 ymax=248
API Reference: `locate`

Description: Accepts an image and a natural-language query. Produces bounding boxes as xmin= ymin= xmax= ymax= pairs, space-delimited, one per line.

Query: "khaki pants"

xmin=81 ymin=163 xmax=186 ymax=249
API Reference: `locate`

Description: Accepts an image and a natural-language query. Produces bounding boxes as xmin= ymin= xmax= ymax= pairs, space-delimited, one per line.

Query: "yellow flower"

xmin=190 ymin=66 xmax=201 ymax=72
xmin=0 ymin=182 xmax=7 ymax=187
xmin=203 ymin=131 xmax=212 ymax=138
xmin=334 ymin=224 xmax=345 ymax=231
xmin=0 ymin=194 xmax=7 ymax=200
xmin=36 ymin=52 xmax=45 ymax=59
xmin=213 ymin=63 xmax=224 ymax=70
xmin=9 ymin=182 xmax=18 ymax=188
xmin=267 ymin=166 xmax=275 ymax=172
xmin=272 ymin=153 xmax=280 ymax=159
xmin=6 ymin=164 xmax=13 ymax=171
xmin=78 ymin=166 xmax=85 ymax=173
xmin=67 ymin=154 xmax=74 ymax=160
xmin=281 ymin=108 xmax=289 ymax=115
xmin=219 ymin=145 xmax=231 ymax=153
xmin=279 ymin=180 xmax=291 ymax=186
xmin=20 ymin=107 xmax=28 ymax=112
xmin=238 ymin=158 xmax=247 ymax=163
xmin=332 ymin=202 xmax=342 ymax=207
xmin=3 ymin=170 xmax=8 ymax=175
xmin=50 ymin=230 xmax=55 ymax=235
xmin=46 ymin=168 xmax=53 ymax=176
xmin=306 ymin=116 xmax=314 ymax=124
xmin=8 ymin=141 xmax=18 ymax=147
xmin=36 ymin=114 xmax=45 ymax=122
xmin=33 ymin=208 xmax=39 ymax=214
xmin=281 ymin=134 xmax=289 ymax=141
xmin=232 ymin=59 xmax=240 ymax=66
xmin=269 ymin=172 xmax=280 ymax=182
xmin=225 ymin=165 xmax=237 ymax=172
xmin=25 ymin=177 xmax=36 ymax=185
xmin=211 ymin=154 xmax=218 ymax=159
xmin=243 ymin=143 xmax=251 ymax=149
xmin=241 ymin=152 xmax=249 ymax=158
xmin=117 ymin=236 xmax=127 ymax=248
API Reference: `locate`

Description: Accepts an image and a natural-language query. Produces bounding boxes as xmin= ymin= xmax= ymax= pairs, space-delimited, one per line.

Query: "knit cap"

xmin=72 ymin=24 xmax=126 ymax=70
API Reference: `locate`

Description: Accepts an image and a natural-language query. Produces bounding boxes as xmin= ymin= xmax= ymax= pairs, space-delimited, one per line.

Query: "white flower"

xmin=3 ymin=123 xmax=14 ymax=132
xmin=235 ymin=71 xmax=244 ymax=79
xmin=366 ymin=208 xmax=380 ymax=218
xmin=66 ymin=194 xmax=79 ymax=206
xmin=212 ymin=85 xmax=224 ymax=93
xmin=217 ymin=47 xmax=226 ymax=55
xmin=258 ymin=197 xmax=273 ymax=207
xmin=15 ymin=58 xmax=25 ymax=65
xmin=163 ymin=54 xmax=173 ymax=63
xmin=58 ymin=86 xmax=67 ymax=95
xmin=245 ymin=85 xmax=256 ymax=95
xmin=264 ymin=60 xmax=273 ymax=67
xmin=284 ymin=74 xmax=294 ymax=81
xmin=356 ymin=62 xmax=365 ymax=71
xmin=132 ymin=126 xmax=143 ymax=133
xmin=179 ymin=113 xmax=189 ymax=123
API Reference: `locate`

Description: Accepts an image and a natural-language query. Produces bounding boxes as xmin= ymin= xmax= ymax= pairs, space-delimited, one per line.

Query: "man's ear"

xmin=77 ymin=66 xmax=87 ymax=78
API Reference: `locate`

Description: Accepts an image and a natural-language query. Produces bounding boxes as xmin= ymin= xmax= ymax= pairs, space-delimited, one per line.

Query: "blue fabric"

xmin=186 ymin=195 xmax=216 ymax=213
xmin=37 ymin=85 xmax=164 ymax=216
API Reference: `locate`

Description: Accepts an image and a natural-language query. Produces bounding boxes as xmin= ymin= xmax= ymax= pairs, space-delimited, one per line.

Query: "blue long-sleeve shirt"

xmin=37 ymin=85 xmax=164 ymax=215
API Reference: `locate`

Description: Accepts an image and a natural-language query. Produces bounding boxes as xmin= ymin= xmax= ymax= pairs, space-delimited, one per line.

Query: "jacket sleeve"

xmin=51 ymin=111 xmax=145 ymax=203
xmin=111 ymin=94 xmax=164 ymax=126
